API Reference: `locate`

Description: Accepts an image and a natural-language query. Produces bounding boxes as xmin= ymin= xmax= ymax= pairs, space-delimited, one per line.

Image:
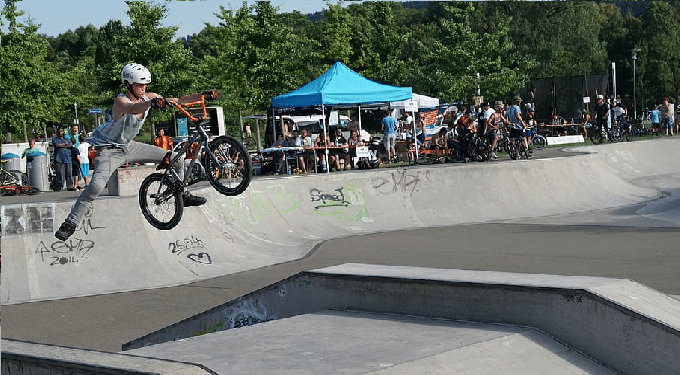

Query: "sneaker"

xmin=55 ymin=220 xmax=77 ymax=241
xmin=491 ymin=152 xmax=497 ymax=160
xmin=182 ymin=192 xmax=207 ymax=207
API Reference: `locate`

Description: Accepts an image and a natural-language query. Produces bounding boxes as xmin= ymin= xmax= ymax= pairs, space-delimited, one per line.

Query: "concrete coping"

xmin=311 ymin=263 xmax=680 ymax=332
xmin=1 ymin=339 xmax=216 ymax=375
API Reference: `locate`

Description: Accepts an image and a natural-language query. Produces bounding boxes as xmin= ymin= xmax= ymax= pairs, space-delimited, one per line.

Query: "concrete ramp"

xmin=3 ymin=139 xmax=679 ymax=304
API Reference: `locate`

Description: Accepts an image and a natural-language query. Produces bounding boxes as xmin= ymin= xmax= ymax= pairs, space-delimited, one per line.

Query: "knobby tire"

xmin=203 ymin=135 xmax=252 ymax=196
xmin=139 ymin=173 xmax=184 ymax=230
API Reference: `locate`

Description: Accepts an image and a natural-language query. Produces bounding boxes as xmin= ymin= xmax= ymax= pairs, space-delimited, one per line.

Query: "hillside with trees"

xmin=2 ymin=0 xmax=679 ymax=141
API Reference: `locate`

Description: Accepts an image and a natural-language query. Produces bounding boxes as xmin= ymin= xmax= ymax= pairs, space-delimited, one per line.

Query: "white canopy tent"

xmin=389 ymin=93 xmax=441 ymax=157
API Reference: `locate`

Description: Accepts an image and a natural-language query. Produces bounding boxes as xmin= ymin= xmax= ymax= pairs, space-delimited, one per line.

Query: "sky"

xmin=11 ymin=0 xmax=374 ymax=38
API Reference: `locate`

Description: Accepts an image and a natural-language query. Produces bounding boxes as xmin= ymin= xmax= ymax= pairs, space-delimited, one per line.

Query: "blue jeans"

xmin=55 ymin=161 xmax=73 ymax=191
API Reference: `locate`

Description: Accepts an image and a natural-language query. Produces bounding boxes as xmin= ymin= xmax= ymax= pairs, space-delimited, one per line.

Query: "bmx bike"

xmin=139 ymin=91 xmax=252 ymax=230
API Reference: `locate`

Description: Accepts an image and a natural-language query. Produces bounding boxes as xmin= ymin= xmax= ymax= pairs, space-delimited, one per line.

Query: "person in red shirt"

xmin=154 ymin=128 xmax=173 ymax=151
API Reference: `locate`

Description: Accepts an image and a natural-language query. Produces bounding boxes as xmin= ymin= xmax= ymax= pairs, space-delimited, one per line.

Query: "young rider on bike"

xmin=56 ymin=63 xmax=209 ymax=241
xmin=505 ymin=95 xmax=531 ymax=156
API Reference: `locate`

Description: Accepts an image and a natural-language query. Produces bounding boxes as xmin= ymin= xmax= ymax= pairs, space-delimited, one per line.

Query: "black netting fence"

xmin=519 ymin=74 xmax=609 ymax=122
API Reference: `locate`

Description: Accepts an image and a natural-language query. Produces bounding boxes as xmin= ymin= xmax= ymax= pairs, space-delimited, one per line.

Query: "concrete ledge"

xmin=124 ymin=264 xmax=680 ymax=375
xmin=107 ymin=164 xmax=157 ymax=196
xmin=1 ymin=339 xmax=216 ymax=375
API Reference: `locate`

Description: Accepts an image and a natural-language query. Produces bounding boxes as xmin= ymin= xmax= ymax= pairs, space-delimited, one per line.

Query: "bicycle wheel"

xmin=203 ymin=135 xmax=252 ymax=196
xmin=507 ymin=143 xmax=518 ymax=160
xmin=610 ymin=128 xmax=623 ymax=143
xmin=531 ymin=135 xmax=547 ymax=149
xmin=18 ymin=185 xmax=39 ymax=195
xmin=139 ymin=173 xmax=183 ymax=230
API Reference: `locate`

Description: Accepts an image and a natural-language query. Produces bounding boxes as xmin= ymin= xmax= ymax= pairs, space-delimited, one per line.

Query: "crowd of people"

xmin=49 ymin=124 xmax=91 ymax=192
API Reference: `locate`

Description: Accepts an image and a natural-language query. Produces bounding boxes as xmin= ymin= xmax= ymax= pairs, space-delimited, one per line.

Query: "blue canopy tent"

xmin=271 ymin=62 xmax=412 ymax=171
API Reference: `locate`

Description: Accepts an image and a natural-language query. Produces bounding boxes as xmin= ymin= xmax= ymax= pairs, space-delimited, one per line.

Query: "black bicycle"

xmin=139 ymin=91 xmax=252 ymax=230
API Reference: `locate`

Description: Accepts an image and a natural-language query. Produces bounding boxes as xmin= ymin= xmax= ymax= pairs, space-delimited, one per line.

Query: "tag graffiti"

xmin=309 ymin=186 xmax=371 ymax=222
xmin=35 ymin=238 xmax=94 ymax=266
xmin=169 ymin=235 xmax=212 ymax=265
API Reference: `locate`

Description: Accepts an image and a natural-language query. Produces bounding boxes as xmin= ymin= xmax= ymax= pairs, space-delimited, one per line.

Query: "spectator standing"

xmin=477 ymin=102 xmax=491 ymax=136
xmin=381 ymin=108 xmax=398 ymax=163
xmin=660 ymin=97 xmax=674 ymax=136
xmin=506 ymin=95 xmax=531 ymax=156
xmin=154 ymin=128 xmax=173 ymax=151
xmin=68 ymin=124 xmax=82 ymax=189
xmin=488 ymin=101 xmax=510 ymax=160
xmin=594 ymin=95 xmax=610 ymax=133
xmin=75 ymin=134 xmax=91 ymax=189
xmin=21 ymin=138 xmax=38 ymax=158
xmin=52 ymin=127 xmax=74 ymax=191
xmin=651 ymin=105 xmax=661 ymax=136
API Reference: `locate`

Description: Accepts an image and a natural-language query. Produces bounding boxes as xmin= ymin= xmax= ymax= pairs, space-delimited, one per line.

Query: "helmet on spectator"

xmin=121 ymin=63 xmax=151 ymax=85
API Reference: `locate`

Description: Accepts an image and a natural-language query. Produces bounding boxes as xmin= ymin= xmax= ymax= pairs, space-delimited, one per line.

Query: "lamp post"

xmin=631 ymin=49 xmax=639 ymax=121
xmin=74 ymin=102 xmax=79 ymax=125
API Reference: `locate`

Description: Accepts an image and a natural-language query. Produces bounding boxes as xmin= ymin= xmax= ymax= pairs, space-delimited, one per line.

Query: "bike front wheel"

xmin=507 ymin=143 xmax=518 ymax=160
xmin=203 ymin=135 xmax=252 ymax=196
xmin=531 ymin=135 xmax=547 ymax=149
xmin=139 ymin=173 xmax=184 ymax=230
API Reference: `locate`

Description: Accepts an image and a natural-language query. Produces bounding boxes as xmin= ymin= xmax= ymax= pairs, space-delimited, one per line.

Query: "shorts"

xmin=80 ymin=163 xmax=90 ymax=178
xmin=485 ymin=130 xmax=497 ymax=139
xmin=652 ymin=122 xmax=660 ymax=129
xmin=384 ymin=132 xmax=397 ymax=150
xmin=509 ymin=128 xmax=523 ymax=139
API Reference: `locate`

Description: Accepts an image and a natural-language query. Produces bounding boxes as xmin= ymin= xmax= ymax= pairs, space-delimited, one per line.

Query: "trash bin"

xmin=26 ymin=153 xmax=49 ymax=191
xmin=1 ymin=152 xmax=21 ymax=171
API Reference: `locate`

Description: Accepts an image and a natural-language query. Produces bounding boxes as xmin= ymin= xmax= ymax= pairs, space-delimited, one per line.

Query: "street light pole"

xmin=631 ymin=49 xmax=638 ymax=121
xmin=74 ymin=102 xmax=79 ymax=125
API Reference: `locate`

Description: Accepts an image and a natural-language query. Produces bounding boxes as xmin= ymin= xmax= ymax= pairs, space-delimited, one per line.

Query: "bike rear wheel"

xmin=203 ymin=135 xmax=252 ymax=196
xmin=139 ymin=173 xmax=183 ymax=230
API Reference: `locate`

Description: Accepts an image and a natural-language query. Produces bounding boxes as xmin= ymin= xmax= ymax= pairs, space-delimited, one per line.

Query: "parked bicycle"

xmin=1 ymin=160 xmax=38 ymax=196
xmin=590 ymin=122 xmax=623 ymax=144
xmin=139 ymin=92 xmax=252 ymax=230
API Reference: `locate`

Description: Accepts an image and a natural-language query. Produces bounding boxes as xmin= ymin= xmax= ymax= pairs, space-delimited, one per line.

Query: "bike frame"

xmin=161 ymin=98 xmax=224 ymax=187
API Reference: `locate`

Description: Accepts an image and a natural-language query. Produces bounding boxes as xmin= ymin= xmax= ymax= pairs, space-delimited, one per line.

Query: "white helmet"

xmin=121 ymin=63 xmax=151 ymax=85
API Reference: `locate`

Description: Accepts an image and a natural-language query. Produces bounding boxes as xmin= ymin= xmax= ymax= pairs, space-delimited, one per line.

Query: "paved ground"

xmin=2 ymin=139 xmax=679 ymax=374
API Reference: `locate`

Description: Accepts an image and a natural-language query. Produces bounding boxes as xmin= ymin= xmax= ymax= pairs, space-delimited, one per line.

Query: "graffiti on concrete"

xmin=214 ymin=183 xmax=299 ymax=227
xmin=35 ymin=238 xmax=95 ymax=266
xmin=370 ymin=169 xmax=430 ymax=196
xmin=309 ymin=185 xmax=371 ymax=222
xmin=2 ymin=203 xmax=55 ymax=236
xmin=169 ymin=235 xmax=212 ymax=265
xmin=310 ymin=187 xmax=350 ymax=208
xmin=224 ymin=298 xmax=270 ymax=329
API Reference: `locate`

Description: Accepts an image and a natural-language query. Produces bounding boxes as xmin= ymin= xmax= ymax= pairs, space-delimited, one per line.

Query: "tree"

xmin=640 ymin=1 xmax=680 ymax=101
xmin=1 ymin=0 xmax=79 ymax=138
xmin=204 ymin=1 xmax=317 ymax=113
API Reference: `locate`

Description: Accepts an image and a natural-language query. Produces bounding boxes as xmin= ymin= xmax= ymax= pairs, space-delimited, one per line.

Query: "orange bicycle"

xmin=139 ymin=91 xmax=252 ymax=229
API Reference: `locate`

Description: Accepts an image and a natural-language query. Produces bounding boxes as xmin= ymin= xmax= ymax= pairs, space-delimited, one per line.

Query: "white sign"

xmin=583 ymin=96 xmax=590 ymax=103
xmin=355 ymin=146 xmax=370 ymax=158
xmin=404 ymin=99 xmax=418 ymax=112
xmin=546 ymin=135 xmax=584 ymax=146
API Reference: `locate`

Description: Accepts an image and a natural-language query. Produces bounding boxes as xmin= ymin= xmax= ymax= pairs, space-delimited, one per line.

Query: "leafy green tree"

xmin=640 ymin=1 xmax=680 ymax=101
xmin=204 ymin=1 xmax=317 ymax=113
xmin=1 ymin=0 xmax=81 ymax=139
xmin=319 ymin=1 xmax=352 ymax=64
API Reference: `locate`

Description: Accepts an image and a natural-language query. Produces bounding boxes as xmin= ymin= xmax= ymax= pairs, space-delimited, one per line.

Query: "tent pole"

xmin=358 ymin=105 xmax=362 ymax=139
xmin=272 ymin=108 xmax=276 ymax=146
xmin=412 ymin=110 xmax=418 ymax=161
xmin=323 ymin=104 xmax=329 ymax=173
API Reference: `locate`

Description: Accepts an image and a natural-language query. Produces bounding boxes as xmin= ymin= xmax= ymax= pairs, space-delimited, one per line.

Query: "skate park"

xmin=2 ymin=138 xmax=680 ymax=374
